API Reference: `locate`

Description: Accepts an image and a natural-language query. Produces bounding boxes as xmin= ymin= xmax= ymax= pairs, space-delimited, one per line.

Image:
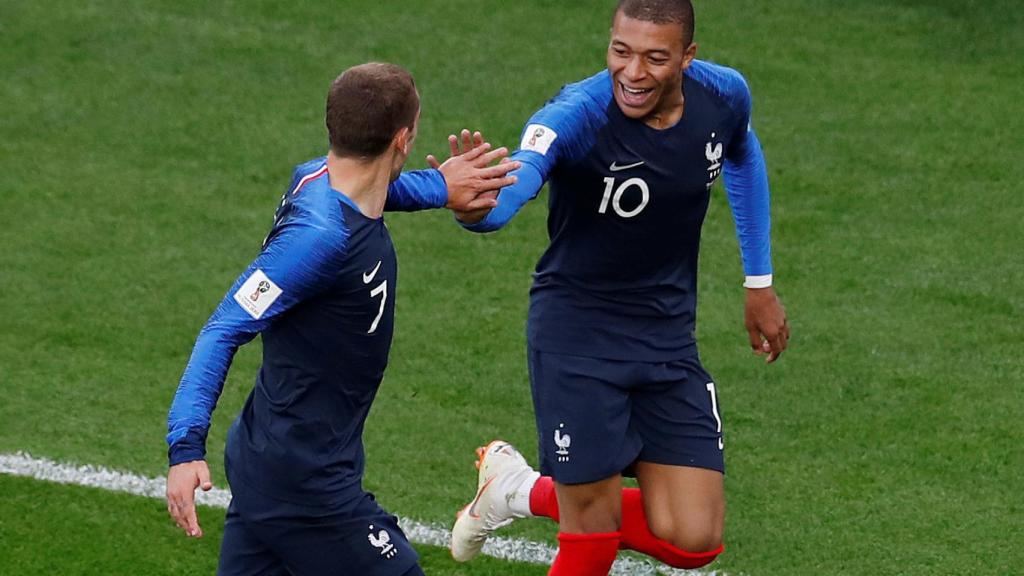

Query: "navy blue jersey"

xmin=166 ymin=157 xmax=447 ymax=509
xmin=465 ymin=61 xmax=773 ymax=361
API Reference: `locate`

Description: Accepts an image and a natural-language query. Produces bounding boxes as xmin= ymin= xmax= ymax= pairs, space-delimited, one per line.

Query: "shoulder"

xmin=521 ymin=71 xmax=612 ymax=157
xmin=685 ymin=59 xmax=752 ymax=117
xmin=287 ymin=156 xmax=329 ymax=195
xmin=273 ymin=170 xmax=350 ymax=260
xmin=536 ymin=70 xmax=613 ymax=127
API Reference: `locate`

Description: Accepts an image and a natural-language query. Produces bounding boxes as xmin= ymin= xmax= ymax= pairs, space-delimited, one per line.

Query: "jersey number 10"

xmin=599 ymin=176 xmax=650 ymax=218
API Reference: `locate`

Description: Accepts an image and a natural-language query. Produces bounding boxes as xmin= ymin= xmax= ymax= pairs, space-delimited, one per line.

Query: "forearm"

xmin=166 ymin=325 xmax=248 ymax=465
xmin=461 ymin=163 xmax=544 ymax=233
xmin=384 ymin=169 xmax=448 ymax=212
xmin=723 ymin=129 xmax=772 ymax=285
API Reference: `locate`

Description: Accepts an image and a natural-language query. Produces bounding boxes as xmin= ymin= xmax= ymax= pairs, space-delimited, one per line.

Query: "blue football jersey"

xmin=166 ymin=158 xmax=446 ymax=508
xmin=466 ymin=60 xmax=772 ymax=361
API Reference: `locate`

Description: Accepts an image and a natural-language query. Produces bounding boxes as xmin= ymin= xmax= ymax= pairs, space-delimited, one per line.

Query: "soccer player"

xmin=164 ymin=62 xmax=519 ymax=576
xmin=448 ymin=1 xmax=790 ymax=574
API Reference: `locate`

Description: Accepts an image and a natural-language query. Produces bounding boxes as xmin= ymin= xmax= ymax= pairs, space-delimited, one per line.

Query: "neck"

xmin=326 ymin=150 xmax=395 ymax=218
xmin=643 ymin=73 xmax=684 ymax=129
xmin=644 ymin=76 xmax=685 ymax=130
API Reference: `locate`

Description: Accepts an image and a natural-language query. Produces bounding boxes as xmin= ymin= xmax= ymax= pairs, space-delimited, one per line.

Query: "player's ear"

xmin=681 ymin=42 xmax=698 ymax=71
xmin=393 ymin=126 xmax=411 ymax=155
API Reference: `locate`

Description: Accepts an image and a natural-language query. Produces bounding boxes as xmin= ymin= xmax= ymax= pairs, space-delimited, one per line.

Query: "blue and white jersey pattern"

xmin=166 ymin=158 xmax=446 ymax=508
xmin=466 ymin=60 xmax=772 ymax=361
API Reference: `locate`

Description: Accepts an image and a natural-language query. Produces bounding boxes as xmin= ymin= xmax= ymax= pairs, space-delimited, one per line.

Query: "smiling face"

xmin=607 ymin=10 xmax=697 ymax=127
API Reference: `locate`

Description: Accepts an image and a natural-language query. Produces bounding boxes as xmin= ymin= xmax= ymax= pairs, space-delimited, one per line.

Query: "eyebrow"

xmin=611 ymin=40 xmax=671 ymax=56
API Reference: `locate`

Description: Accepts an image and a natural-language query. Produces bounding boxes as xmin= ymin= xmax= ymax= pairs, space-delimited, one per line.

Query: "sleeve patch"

xmin=520 ymin=124 xmax=558 ymax=155
xmin=233 ymin=269 xmax=283 ymax=319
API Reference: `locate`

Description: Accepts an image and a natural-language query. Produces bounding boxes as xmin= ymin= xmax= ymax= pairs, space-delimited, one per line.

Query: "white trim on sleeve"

xmin=743 ymin=274 xmax=773 ymax=289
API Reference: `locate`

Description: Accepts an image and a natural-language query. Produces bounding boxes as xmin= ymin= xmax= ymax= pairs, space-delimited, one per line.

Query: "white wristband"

xmin=743 ymin=274 xmax=773 ymax=289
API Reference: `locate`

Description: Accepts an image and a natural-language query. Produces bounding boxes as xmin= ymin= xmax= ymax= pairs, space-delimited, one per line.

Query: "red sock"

xmin=529 ymin=478 xmax=722 ymax=569
xmin=620 ymin=488 xmax=721 ymax=569
xmin=529 ymin=475 xmax=560 ymax=521
xmin=548 ymin=532 xmax=620 ymax=576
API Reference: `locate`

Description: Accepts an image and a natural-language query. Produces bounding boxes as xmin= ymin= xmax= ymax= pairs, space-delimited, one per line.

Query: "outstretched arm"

xmin=455 ymin=159 xmax=545 ymax=232
xmin=387 ymin=129 xmax=520 ymax=212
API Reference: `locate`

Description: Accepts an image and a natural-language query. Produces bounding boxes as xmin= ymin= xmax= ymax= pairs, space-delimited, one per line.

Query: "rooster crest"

xmin=554 ymin=428 xmax=571 ymax=455
xmin=368 ymin=528 xmax=396 ymax=558
xmin=705 ymin=141 xmax=723 ymax=166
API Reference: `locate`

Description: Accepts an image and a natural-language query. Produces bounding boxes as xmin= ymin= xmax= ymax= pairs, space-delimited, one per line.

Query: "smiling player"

xmin=449 ymin=1 xmax=789 ymax=574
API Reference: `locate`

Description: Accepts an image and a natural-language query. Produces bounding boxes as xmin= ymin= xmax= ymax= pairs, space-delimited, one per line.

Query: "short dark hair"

xmin=615 ymin=0 xmax=695 ymax=45
xmin=326 ymin=63 xmax=419 ymax=158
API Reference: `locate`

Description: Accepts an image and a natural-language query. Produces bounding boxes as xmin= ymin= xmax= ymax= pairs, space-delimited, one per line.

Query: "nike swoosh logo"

xmin=362 ymin=260 xmax=382 ymax=284
xmin=609 ymin=160 xmax=645 ymax=172
xmin=467 ymin=477 xmax=496 ymax=519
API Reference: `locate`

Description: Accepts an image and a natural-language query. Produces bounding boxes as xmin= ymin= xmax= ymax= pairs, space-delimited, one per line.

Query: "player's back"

xmin=225 ymin=158 xmax=399 ymax=511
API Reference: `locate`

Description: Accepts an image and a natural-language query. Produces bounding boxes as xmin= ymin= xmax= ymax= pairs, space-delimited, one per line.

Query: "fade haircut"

xmin=615 ymin=0 xmax=695 ymax=45
xmin=326 ymin=62 xmax=419 ymax=158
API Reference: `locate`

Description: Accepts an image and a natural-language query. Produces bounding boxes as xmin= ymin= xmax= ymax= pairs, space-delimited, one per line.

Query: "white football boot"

xmin=450 ymin=440 xmax=540 ymax=562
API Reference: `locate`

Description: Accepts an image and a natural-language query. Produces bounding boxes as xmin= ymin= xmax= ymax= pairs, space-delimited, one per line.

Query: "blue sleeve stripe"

xmin=685 ymin=60 xmax=752 ymax=122
xmin=385 ymin=169 xmax=448 ymax=212
xmin=723 ymin=127 xmax=772 ymax=276
xmin=165 ymin=219 xmax=348 ymax=461
xmin=462 ymin=162 xmax=545 ymax=233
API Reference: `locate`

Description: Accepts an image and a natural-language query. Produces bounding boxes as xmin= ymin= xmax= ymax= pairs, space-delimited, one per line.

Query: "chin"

xmin=615 ymin=98 xmax=654 ymax=120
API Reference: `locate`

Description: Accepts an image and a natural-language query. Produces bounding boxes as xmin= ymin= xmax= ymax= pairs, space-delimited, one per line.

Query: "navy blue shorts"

xmin=528 ymin=348 xmax=725 ymax=484
xmin=217 ymin=488 xmax=421 ymax=576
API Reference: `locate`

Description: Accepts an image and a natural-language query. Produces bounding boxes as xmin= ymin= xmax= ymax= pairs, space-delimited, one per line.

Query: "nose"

xmin=624 ymin=56 xmax=645 ymax=81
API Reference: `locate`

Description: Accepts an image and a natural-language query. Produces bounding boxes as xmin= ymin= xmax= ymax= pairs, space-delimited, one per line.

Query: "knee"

xmin=648 ymin=515 xmax=722 ymax=553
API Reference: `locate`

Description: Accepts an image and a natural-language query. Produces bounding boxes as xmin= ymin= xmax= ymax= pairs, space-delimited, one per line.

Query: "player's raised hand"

xmin=426 ymin=129 xmax=521 ymax=214
xmin=744 ymin=287 xmax=789 ymax=363
xmin=426 ymin=129 xmax=485 ymax=169
xmin=166 ymin=460 xmax=213 ymax=538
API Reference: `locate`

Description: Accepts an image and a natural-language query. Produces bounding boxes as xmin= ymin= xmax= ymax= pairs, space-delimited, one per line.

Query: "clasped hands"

xmin=427 ymin=129 xmax=518 ymax=224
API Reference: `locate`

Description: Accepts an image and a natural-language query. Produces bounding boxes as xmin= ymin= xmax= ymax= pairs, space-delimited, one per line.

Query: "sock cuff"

xmin=529 ymin=475 xmax=558 ymax=520
xmin=657 ymin=539 xmax=725 ymax=558
xmin=557 ymin=531 xmax=622 ymax=543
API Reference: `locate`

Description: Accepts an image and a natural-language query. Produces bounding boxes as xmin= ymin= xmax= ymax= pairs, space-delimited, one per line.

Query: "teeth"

xmin=621 ymin=83 xmax=651 ymax=95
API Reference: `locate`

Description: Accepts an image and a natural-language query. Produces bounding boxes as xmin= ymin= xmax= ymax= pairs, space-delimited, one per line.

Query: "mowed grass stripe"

xmin=0 ymin=472 xmax=548 ymax=576
xmin=0 ymin=452 xmax=710 ymax=576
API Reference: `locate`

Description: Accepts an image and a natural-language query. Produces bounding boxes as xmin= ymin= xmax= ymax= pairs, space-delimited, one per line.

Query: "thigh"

xmin=218 ymin=502 xmax=288 ymax=576
xmin=634 ymin=461 xmax=724 ymax=552
xmin=272 ymin=509 xmax=420 ymax=576
xmin=528 ymin=347 xmax=643 ymax=484
xmin=632 ymin=355 xmax=725 ymax=473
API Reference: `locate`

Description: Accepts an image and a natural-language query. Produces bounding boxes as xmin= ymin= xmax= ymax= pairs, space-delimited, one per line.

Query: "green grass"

xmin=1 ymin=0 xmax=1022 ymax=574
xmin=0 ymin=475 xmax=545 ymax=575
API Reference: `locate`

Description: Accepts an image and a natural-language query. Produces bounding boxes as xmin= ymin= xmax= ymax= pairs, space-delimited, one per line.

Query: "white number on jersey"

xmin=706 ymin=381 xmax=723 ymax=450
xmin=599 ymin=176 xmax=650 ymax=218
xmin=368 ymin=280 xmax=387 ymax=334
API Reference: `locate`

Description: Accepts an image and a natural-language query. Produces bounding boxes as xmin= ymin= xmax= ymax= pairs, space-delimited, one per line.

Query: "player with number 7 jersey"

xmin=165 ymin=63 xmax=519 ymax=576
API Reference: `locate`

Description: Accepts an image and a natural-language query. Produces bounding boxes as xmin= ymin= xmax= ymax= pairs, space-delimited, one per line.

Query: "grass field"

xmin=1 ymin=0 xmax=1022 ymax=574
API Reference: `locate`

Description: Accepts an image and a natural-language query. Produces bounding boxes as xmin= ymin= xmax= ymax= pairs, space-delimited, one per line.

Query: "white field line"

xmin=0 ymin=452 xmax=723 ymax=576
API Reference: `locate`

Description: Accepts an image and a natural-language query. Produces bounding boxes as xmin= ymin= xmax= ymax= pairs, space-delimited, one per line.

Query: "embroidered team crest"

xmin=554 ymin=423 xmax=571 ymax=462
xmin=705 ymin=132 xmax=724 ymax=189
xmin=368 ymin=524 xmax=398 ymax=559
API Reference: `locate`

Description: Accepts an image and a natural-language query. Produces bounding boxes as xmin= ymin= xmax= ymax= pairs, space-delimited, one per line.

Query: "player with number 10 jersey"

xmin=450 ymin=1 xmax=790 ymax=573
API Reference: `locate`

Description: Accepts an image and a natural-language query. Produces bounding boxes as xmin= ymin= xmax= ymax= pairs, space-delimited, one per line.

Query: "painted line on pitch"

xmin=0 ymin=452 xmax=725 ymax=576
